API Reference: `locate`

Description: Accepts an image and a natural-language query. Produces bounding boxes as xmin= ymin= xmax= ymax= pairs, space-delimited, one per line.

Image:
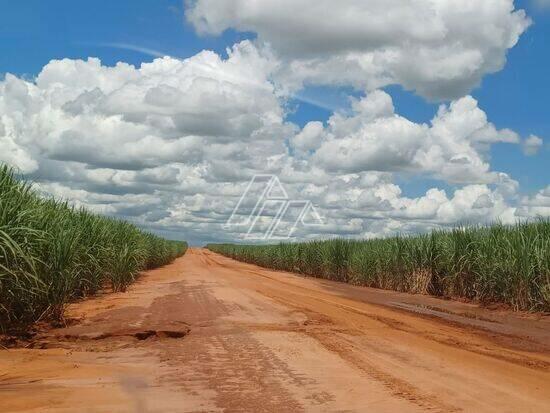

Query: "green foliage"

xmin=0 ymin=165 xmax=187 ymax=330
xmin=208 ymin=220 xmax=550 ymax=312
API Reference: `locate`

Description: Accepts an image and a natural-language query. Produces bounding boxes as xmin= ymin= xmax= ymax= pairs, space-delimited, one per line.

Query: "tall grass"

xmin=0 ymin=165 xmax=187 ymax=331
xmin=208 ymin=221 xmax=550 ymax=311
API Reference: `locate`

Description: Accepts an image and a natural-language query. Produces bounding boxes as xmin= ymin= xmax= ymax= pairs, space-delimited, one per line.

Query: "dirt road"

xmin=2 ymin=248 xmax=549 ymax=412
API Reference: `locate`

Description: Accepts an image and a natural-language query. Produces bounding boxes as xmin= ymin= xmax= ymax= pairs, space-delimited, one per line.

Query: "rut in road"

xmin=1 ymin=248 xmax=549 ymax=412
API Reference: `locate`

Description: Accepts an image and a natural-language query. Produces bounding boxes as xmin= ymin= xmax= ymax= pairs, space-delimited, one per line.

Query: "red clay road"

xmin=1 ymin=248 xmax=550 ymax=412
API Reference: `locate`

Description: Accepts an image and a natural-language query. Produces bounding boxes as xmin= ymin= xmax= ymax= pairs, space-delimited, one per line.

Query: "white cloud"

xmin=0 ymin=43 xmax=546 ymax=244
xmin=290 ymin=121 xmax=325 ymax=155
xmin=516 ymin=185 xmax=550 ymax=217
xmin=522 ymin=134 xmax=543 ymax=156
xmin=0 ymin=41 xmax=289 ymax=171
xmin=187 ymin=0 xmax=531 ymax=100
xmin=302 ymin=91 xmax=520 ymax=184
xmin=0 ymin=134 xmax=39 ymax=174
xmin=0 ymin=42 xmax=290 ymax=243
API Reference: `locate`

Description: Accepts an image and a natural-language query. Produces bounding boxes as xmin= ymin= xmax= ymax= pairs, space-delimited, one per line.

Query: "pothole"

xmin=133 ymin=329 xmax=188 ymax=340
xmin=29 ymin=326 xmax=191 ymax=347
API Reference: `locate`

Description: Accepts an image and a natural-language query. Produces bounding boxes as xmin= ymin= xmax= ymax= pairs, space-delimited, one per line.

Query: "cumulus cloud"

xmin=516 ymin=185 xmax=550 ymax=217
xmin=522 ymin=134 xmax=544 ymax=155
xmin=285 ymin=175 xmax=519 ymax=240
xmin=296 ymin=91 xmax=520 ymax=183
xmin=0 ymin=41 xmax=290 ymax=171
xmin=290 ymin=121 xmax=325 ymax=156
xmin=0 ymin=42 xmax=546 ymax=244
xmin=186 ymin=0 xmax=531 ymax=100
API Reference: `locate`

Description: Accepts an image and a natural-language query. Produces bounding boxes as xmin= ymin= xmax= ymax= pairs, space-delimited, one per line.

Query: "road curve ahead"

xmin=2 ymin=248 xmax=550 ymax=412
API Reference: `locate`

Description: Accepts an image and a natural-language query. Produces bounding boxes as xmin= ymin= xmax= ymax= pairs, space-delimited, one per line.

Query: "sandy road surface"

xmin=1 ymin=248 xmax=550 ymax=412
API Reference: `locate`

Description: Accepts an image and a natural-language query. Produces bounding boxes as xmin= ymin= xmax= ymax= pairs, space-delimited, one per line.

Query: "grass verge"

xmin=0 ymin=165 xmax=187 ymax=331
xmin=208 ymin=221 xmax=550 ymax=312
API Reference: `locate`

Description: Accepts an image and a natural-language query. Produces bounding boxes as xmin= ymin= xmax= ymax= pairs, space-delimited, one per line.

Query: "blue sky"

xmin=1 ymin=1 xmax=548 ymax=243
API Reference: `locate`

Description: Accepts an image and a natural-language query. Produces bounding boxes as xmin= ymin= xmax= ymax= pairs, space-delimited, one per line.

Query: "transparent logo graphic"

xmin=225 ymin=175 xmax=323 ymax=240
